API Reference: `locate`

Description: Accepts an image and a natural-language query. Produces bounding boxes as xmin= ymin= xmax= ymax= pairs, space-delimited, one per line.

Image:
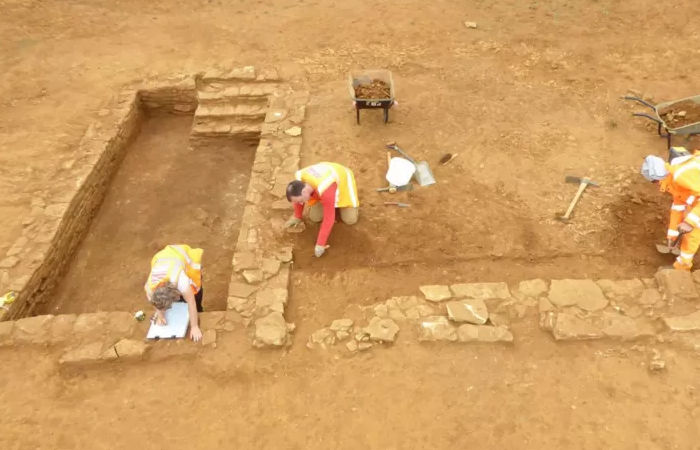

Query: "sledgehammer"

xmin=558 ymin=176 xmax=599 ymax=222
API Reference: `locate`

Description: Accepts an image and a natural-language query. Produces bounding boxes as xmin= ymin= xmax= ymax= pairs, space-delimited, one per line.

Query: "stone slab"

xmin=364 ymin=317 xmax=399 ymax=343
xmin=418 ymin=316 xmax=457 ymax=342
xmin=243 ymin=269 xmax=264 ymax=284
xmin=59 ymin=342 xmax=107 ymax=365
xmin=253 ymin=312 xmax=290 ymax=347
xmin=656 ymin=269 xmax=698 ymax=300
xmin=457 ymin=324 xmax=513 ymax=343
xmin=419 ymin=285 xmax=451 ymax=302
xmin=601 ymin=313 xmax=656 ymax=340
xmin=114 ymin=339 xmax=149 ymax=359
xmin=329 ymin=318 xmax=353 ymax=332
xmin=228 ymin=281 xmax=257 ymax=298
xmin=551 ymin=313 xmax=603 ymax=341
xmin=233 ymin=252 xmax=259 ymax=271
xmin=261 ymin=258 xmax=281 ymax=276
xmin=639 ymin=288 xmax=662 ymax=305
xmin=515 ymin=279 xmax=548 ymax=299
xmin=538 ymin=298 xmax=555 ymax=313
xmin=50 ymin=314 xmax=77 ymax=344
xmin=13 ymin=315 xmax=54 ymax=344
xmin=199 ymin=311 xmax=225 ymax=329
xmin=73 ymin=312 xmax=110 ymax=337
xmin=308 ymin=328 xmax=335 ymax=349
xmin=596 ymin=279 xmax=644 ymax=300
xmin=106 ymin=312 xmax=136 ymax=337
xmin=446 ymin=299 xmax=488 ymax=324
xmin=201 ymin=329 xmax=217 ymax=346
xmin=663 ymin=311 xmax=700 ymax=332
xmin=548 ymin=279 xmax=608 ymax=312
xmin=450 ymin=282 xmax=510 ymax=299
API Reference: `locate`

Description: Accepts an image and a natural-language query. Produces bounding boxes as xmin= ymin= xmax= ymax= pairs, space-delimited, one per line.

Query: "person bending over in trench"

xmin=145 ymin=244 xmax=204 ymax=342
xmin=284 ymin=162 xmax=360 ymax=258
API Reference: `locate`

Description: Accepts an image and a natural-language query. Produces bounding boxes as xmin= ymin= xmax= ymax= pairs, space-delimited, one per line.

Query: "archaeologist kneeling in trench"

xmin=284 ymin=162 xmax=360 ymax=257
xmin=145 ymin=244 xmax=204 ymax=342
xmin=642 ymin=149 xmax=700 ymax=270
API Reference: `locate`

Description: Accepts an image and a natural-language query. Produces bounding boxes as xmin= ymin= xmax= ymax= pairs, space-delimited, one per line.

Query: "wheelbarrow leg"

xmin=356 ymin=107 xmax=360 ymax=125
xmin=383 ymin=107 xmax=389 ymax=124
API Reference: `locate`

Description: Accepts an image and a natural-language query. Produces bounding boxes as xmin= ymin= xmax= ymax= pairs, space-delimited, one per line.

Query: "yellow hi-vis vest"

xmin=295 ymin=162 xmax=359 ymax=208
xmin=145 ymin=244 xmax=203 ymax=296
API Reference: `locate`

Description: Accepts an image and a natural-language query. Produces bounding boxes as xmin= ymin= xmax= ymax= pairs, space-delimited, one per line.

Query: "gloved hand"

xmin=679 ymin=222 xmax=693 ymax=233
xmin=285 ymin=216 xmax=303 ymax=228
xmin=314 ymin=245 xmax=327 ymax=258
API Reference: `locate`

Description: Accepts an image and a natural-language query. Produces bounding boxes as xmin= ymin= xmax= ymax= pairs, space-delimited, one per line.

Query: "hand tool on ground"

xmin=385 ymin=142 xmax=436 ymax=186
xmin=376 ymin=184 xmax=413 ymax=193
xmin=557 ymin=176 xmax=599 ymax=222
xmin=384 ymin=202 xmax=411 ymax=207
xmin=439 ymin=153 xmax=459 ymax=165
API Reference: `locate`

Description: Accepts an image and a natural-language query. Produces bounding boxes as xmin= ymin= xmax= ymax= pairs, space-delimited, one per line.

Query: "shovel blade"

xmin=413 ymin=161 xmax=436 ymax=186
xmin=655 ymin=243 xmax=681 ymax=256
xmin=655 ymin=243 xmax=671 ymax=254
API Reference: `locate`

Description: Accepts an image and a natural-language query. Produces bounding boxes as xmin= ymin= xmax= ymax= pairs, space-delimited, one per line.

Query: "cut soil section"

xmin=660 ymin=99 xmax=700 ymax=129
xmin=37 ymin=114 xmax=255 ymax=314
xmin=354 ymin=79 xmax=391 ymax=99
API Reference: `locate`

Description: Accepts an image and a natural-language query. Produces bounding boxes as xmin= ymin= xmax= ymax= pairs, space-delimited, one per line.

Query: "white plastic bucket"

xmin=386 ymin=157 xmax=416 ymax=186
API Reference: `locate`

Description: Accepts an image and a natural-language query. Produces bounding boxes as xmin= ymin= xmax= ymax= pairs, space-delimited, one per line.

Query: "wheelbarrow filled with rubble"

xmin=349 ymin=69 xmax=395 ymax=125
xmin=624 ymin=94 xmax=700 ymax=148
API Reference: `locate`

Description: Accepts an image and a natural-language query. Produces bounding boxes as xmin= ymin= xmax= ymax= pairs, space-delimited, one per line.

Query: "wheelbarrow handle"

xmin=633 ymin=112 xmax=663 ymax=125
xmin=622 ymin=95 xmax=656 ymax=110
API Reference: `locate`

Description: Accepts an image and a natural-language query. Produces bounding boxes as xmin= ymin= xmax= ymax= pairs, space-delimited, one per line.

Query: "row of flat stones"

xmin=308 ymin=270 xmax=700 ymax=354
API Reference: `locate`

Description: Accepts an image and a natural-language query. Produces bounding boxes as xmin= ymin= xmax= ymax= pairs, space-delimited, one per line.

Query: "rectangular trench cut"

xmin=3 ymin=67 xmax=306 ymax=348
xmin=37 ymin=114 xmax=256 ymax=314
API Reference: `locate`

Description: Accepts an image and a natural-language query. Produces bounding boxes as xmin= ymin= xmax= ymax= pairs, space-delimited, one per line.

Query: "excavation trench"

xmin=36 ymin=113 xmax=256 ymax=314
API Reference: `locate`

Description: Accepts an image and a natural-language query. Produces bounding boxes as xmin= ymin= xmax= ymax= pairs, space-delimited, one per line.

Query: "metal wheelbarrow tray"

xmin=624 ymin=94 xmax=700 ymax=148
xmin=349 ymin=69 xmax=395 ymax=125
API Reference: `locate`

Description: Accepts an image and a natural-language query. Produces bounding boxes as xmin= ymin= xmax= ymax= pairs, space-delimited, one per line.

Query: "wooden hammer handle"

xmin=563 ymin=182 xmax=588 ymax=219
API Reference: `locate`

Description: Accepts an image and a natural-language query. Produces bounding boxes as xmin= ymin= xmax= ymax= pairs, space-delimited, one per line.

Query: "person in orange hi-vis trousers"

xmin=641 ymin=148 xmax=700 ymax=270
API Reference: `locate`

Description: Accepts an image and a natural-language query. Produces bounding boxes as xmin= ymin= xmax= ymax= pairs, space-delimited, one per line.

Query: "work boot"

xmin=672 ymin=261 xmax=692 ymax=271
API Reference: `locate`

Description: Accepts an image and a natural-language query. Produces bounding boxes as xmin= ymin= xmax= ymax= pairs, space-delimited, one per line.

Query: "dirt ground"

xmin=1 ymin=329 xmax=699 ymax=450
xmin=2 ymin=0 xmax=700 ymax=448
xmin=36 ymin=115 xmax=254 ymax=314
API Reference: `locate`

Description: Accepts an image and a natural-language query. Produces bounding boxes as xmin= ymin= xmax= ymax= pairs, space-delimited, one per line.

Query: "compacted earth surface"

xmin=1 ymin=0 xmax=700 ymax=448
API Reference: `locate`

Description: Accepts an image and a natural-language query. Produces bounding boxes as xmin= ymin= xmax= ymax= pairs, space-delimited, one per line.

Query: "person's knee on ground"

xmin=340 ymin=207 xmax=359 ymax=225
xmin=309 ymin=203 xmax=323 ymax=223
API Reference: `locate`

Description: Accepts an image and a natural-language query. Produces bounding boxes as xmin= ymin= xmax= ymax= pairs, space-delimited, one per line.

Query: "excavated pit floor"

xmin=37 ymin=114 xmax=256 ymax=314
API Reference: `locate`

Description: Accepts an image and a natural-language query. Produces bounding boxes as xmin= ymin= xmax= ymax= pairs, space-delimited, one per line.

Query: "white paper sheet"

xmin=146 ymin=302 xmax=190 ymax=339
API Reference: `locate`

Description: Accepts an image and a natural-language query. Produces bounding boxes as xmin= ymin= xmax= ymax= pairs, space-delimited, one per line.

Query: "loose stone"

xmin=446 ymin=299 xmax=489 ymax=324
xmin=418 ymin=316 xmax=457 ymax=342
xmin=419 ymin=285 xmax=452 ymax=302
xmin=364 ymin=317 xmax=399 ymax=343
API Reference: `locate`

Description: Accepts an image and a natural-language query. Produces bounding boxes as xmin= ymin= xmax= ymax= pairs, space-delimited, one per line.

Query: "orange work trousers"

xmin=674 ymin=227 xmax=700 ymax=270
